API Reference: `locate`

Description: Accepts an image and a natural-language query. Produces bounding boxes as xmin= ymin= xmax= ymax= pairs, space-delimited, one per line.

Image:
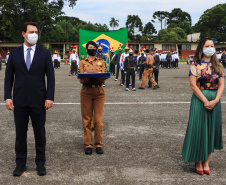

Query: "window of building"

xmin=140 ymin=44 xmax=154 ymax=50
xmin=162 ymin=44 xmax=176 ymax=51
xmin=182 ymin=45 xmax=191 ymax=50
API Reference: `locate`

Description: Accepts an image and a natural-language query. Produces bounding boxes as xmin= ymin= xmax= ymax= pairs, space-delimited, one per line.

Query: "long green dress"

xmin=182 ymin=61 xmax=224 ymax=163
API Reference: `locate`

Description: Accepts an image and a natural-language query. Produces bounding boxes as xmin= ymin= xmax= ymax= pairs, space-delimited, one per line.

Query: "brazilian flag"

xmin=79 ymin=29 xmax=128 ymax=71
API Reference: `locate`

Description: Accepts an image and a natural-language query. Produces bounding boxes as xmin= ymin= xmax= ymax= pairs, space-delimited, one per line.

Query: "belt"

xmin=83 ymin=83 xmax=102 ymax=88
xmin=146 ymin=65 xmax=153 ymax=68
xmin=127 ymin=67 xmax=134 ymax=69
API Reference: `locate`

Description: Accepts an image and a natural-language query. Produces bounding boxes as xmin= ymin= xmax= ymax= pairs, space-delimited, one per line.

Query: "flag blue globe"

xmin=96 ymin=39 xmax=110 ymax=54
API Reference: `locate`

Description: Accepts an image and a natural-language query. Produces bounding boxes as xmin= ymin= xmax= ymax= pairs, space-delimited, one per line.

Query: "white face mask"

xmin=203 ymin=48 xmax=215 ymax=57
xmin=26 ymin=33 xmax=38 ymax=45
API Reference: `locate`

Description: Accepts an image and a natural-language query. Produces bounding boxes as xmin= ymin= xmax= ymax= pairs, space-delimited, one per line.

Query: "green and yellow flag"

xmin=79 ymin=29 xmax=128 ymax=71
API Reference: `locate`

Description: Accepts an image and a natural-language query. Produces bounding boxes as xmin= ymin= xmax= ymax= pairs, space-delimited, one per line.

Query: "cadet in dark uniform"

xmin=96 ymin=43 xmax=105 ymax=60
xmin=148 ymin=48 xmax=160 ymax=88
xmin=138 ymin=50 xmax=146 ymax=81
xmin=124 ymin=48 xmax=136 ymax=91
xmin=96 ymin=43 xmax=106 ymax=87
xmin=115 ymin=45 xmax=122 ymax=81
xmin=110 ymin=47 xmax=116 ymax=75
xmin=166 ymin=51 xmax=171 ymax=69
xmin=79 ymin=41 xmax=106 ymax=155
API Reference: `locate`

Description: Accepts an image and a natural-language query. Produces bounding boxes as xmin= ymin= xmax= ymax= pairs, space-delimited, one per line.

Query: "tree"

xmin=109 ymin=17 xmax=119 ymax=30
xmin=152 ymin=11 xmax=169 ymax=30
xmin=134 ymin=34 xmax=142 ymax=42
xmin=167 ymin=8 xmax=192 ymax=34
xmin=194 ymin=3 xmax=226 ymax=42
xmin=157 ymin=27 xmax=186 ymax=42
xmin=0 ymin=0 xmax=77 ymax=42
xmin=143 ymin=22 xmax=157 ymax=36
xmin=126 ymin=15 xmax=143 ymax=41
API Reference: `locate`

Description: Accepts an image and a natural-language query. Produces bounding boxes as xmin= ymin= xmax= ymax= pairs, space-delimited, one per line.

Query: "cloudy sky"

xmin=63 ymin=0 xmax=225 ymax=32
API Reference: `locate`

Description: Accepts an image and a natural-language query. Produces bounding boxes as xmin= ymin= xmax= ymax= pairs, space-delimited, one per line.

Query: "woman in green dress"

xmin=182 ymin=37 xmax=225 ymax=175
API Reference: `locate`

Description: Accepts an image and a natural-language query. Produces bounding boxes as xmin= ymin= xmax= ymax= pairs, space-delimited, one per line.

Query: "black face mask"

xmin=125 ymin=49 xmax=129 ymax=53
xmin=98 ymin=50 xmax=102 ymax=53
xmin=129 ymin=53 xmax=133 ymax=56
xmin=87 ymin=49 xmax=97 ymax=56
xmin=119 ymin=51 xmax=122 ymax=53
xmin=141 ymin=54 xmax=144 ymax=56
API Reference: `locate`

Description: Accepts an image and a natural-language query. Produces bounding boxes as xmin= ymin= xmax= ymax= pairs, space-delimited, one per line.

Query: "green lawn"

xmin=179 ymin=59 xmax=187 ymax=63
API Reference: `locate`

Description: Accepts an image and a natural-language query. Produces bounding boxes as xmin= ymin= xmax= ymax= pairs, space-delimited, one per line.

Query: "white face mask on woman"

xmin=26 ymin=33 xmax=38 ymax=45
xmin=203 ymin=48 xmax=215 ymax=57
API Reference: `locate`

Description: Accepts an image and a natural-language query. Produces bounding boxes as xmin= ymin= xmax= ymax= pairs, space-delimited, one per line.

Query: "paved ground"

xmin=0 ymin=63 xmax=225 ymax=185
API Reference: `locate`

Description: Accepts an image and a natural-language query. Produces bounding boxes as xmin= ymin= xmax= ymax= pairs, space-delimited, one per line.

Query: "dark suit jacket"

xmin=4 ymin=45 xmax=55 ymax=107
xmin=153 ymin=55 xmax=160 ymax=70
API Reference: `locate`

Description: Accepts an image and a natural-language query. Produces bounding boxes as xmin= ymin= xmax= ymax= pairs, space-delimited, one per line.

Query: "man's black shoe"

xmin=138 ymin=87 xmax=145 ymax=89
xmin=36 ymin=165 xmax=47 ymax=176
xmin=13 ymin=165 xmax=27 ymax=176
xmin=148 ymin=85 xmax=152 ymax=88
xmin=96 ymin=147 xmax=104 ymax=154
xmin=156 ymin=85 xmax=160 ymax=88
xmin=153 ymin=86 xmax=158 ymax=90
xmin=85 ymin=147 xmax=92 ymax=155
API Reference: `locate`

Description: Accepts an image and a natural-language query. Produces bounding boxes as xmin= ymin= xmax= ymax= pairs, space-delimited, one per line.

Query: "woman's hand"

xmin=208 ymin=99 xmax=219 ymax=110
xmin=204 ymin=99 xmax=218 ymax=111
xmin=204 ymin=100 xmax=211 ymax=111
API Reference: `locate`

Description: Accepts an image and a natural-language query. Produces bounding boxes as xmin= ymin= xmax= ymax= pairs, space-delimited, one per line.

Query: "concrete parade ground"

xmin=0 ymin=63 xmax=226 ymax=185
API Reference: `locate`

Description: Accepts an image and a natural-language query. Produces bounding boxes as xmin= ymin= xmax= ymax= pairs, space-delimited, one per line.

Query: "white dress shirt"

xmin=23 ymin=44 xmax=36 ymax=64
xmin=69 ymin=53 xmax=79 ymax=65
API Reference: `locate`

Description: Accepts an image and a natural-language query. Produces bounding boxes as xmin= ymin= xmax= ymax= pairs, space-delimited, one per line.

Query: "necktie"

xmin=26 ymin=48 xmax=31 ymax=70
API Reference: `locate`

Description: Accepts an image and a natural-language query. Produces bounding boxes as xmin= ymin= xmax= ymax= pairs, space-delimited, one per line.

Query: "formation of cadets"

xmin=216 ymin=50 xmax=226 ymax=68
xmin=109 ymin=43 xmax=163 ymax=91
xmin=159 ymin=50 xmax=179 ymax=69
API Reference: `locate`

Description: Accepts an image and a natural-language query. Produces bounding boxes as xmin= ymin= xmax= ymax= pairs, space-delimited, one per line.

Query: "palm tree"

xmin=109 ymin=17 xmax=119 ymax=30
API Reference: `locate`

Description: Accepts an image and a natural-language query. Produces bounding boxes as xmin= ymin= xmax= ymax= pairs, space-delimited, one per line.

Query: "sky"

xmin=63 ymin=0 xmax=225 ymax=33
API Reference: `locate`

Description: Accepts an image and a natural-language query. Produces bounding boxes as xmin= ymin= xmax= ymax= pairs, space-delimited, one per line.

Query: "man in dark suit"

xmin=4 ymin=22 xmax=55 ymax=176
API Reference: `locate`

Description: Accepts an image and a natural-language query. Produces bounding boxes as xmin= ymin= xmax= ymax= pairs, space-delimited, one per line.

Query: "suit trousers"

xmin=110 ymin=63 xmax=115 ymax=75
xmin=71 ymin=62 xmax=77 ymax=75
xmin=54 ymin=59 xmax=58 ymax=68
xmin=14 ymin=107 xmax=46 ymax=166
xmin=126 ymin=69 xmax=135 ymax=88
xmin=148 ymin=69 xmax=159 ymax=86
xmin=175 ymin=59 xmax=179 ymax=68
xmin=141 ymin=68 xmax=157 ymax=88
xmin=80 ymin=85 xmax=105 ymax=148
xmin=120 ymin=70 xmax=125 ymax=85
xmin=115 ymin=63 xmax=120 ymax=79
xmin=139 ymin=65 xmax=144 ymax=80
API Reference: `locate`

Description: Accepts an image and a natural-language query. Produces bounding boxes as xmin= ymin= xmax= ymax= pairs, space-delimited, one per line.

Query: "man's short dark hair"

xmin=86 ymin=41 xmax=97 ymax=49
xmin=22 ymin=22 xmax=38 ymax=32
xmin=145 ymin=49 xmax=149 ymax=53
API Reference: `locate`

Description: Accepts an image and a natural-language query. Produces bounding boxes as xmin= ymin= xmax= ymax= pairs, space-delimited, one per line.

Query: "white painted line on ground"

xmin=1 ymin=102 xmax=225 ymax=105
